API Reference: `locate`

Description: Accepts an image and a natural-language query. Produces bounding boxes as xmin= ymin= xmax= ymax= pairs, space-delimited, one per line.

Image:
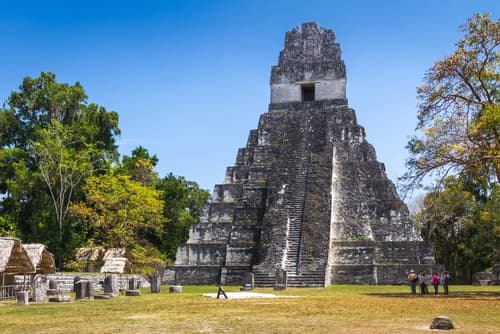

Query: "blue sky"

xmin=1 ymin=1 xmax=498 ymax=195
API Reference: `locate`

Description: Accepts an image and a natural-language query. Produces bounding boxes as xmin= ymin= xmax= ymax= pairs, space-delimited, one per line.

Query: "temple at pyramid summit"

xmin=165 ymin=22 xmax=441 ymax=287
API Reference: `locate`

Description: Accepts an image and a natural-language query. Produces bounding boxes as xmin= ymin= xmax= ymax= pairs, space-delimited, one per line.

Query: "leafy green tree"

xmin=401 ymin=13 xmax=499 ymax=192
xmin=405 ymin=14 xmax=499 ymax=281
xmin=71 ymin=172 xmax=164 ymax=250
xmin=156 ymin=174 xmax=209 ymax=261
xmin=33 ymin=120 xmax=98 ymax=244
xmin=415 ymin=178 xmax=500 ymax=282
xmin=0 ymin=214 xmax=17 ymax=236
xmin=413 ymin=177 xmax=478 ymax=281
xmin=118 ymin=147 xmax=209 ymax=262
xmin=3 ymin=72 xmax=87 ymax=148
xmin=120 ymin=146 xmax=159 ymax=186
xmin=0 ymin=72 xmax=120 ymax=264
xmin=471 ymin=185 xmax=500 ymax=269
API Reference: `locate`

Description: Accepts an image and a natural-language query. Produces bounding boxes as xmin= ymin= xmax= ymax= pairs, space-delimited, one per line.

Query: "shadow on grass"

xmin=364 ymin=291 xmax=500 ymax=300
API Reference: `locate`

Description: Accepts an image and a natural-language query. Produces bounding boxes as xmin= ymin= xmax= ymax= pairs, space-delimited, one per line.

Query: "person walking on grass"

xmin=432 ymin=272 xmax=440 ymax=295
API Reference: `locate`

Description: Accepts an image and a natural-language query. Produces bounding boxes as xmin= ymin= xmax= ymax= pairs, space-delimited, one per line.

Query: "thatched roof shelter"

xmin=100 ymin=257 xmax=133 ymax=274
xmin=23 ymin=244 xmax=56 ymax=275
xmin=0 ymin=237 xmax=35 ymax=275
xmin=103 ymin=248 xmax=127 ymax=260
xmin=75 ymin=247 xmax=105 ymax=262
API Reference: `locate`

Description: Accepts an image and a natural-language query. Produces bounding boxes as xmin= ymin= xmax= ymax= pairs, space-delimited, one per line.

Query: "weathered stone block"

xmin=103 ymin=274 xmax=119 ymax=296
xmin=208 ymin=203 xmax=236 ymax=223
xmin=125 ymin=290 xmax=141 ymax=296
xmin=75 ymin=281 xmax=88 ymax=300
xmin=212 ymin=184 xmax=242 ymax=203
xmin=48 ymin=295 xmax=71 ymax=302
xmin=241 ymin=272 xmax=254 ymax=291
xmin=225 ymin=246 xmax=257 ymax=266
xmin=151 ymin=273 xmax=161 ymax=293
xmin=169 ymin=285 xmax=182 ymax=293
xmin=178 ymin=244 xmax=227 ymax=266
xmin=186 ymin=223 xmax=232 ymax=243
xmin=228 ymin=225 xmax=260 ymax=243
xmin=274 ymin=269 xmax=287 ymax=290
xmin=17 ymin=291 xmax=29 ymax=305
xmin=32 ymin=276 xmax=48 ymax=302
xmin=430 ymin=316 xmax=454 ymax=330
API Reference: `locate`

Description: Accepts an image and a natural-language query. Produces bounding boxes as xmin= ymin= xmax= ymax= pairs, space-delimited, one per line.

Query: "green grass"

xmin=1 ymin=285 xmax=499 ymax=333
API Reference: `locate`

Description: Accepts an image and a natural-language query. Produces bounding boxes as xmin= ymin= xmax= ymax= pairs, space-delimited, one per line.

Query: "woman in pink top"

xmin=432 ymin=272 xmax=440 ymax=295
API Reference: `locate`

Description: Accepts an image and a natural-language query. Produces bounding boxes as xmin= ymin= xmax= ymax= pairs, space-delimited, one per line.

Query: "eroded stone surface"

xmin=167 ymin=22 xmax=441 ymax=287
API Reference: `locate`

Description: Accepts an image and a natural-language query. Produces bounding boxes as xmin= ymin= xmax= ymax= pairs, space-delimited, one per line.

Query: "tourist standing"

xmin=442 ymin=271 xmax=451 ymax=295
xmin=418 ymin=271 xmax=428 ymax=295
xmin=407 ymin=269 xmax=418 ymax=294
xmin=432 ymin=272 xmax=440 ymax=295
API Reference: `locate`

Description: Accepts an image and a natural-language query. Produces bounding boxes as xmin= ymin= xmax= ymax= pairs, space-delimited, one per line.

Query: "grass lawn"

xmin=1 ymin=284 xmax=499 ymax=333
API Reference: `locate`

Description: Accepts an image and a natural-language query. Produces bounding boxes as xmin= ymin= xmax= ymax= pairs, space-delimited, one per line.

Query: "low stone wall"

xmin=330 ymin=264 xmax=444 ymax=285
xmin=13 ymin=273 xmax=150 ymax=292
xmin=164 ymin=265 xmax=250 ymax=285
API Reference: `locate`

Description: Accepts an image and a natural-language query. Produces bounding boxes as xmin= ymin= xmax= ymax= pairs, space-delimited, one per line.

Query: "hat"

xmin=410 ymin=269 xmax=415 ymax=273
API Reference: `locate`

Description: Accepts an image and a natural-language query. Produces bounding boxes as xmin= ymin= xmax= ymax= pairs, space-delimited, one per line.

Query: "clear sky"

xmin=1 ymin=1 xmax=498 ymax=195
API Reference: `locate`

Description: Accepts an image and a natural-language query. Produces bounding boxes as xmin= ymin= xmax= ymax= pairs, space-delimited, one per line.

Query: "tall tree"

xmin=156 ymin=174 xmax=209 ymax=260
xmin=120 ymin=146 xmax=159 ymax=186
xmin=33 ymin=120 xmax=98 ymax=244
xmin=0 ymin=72 xmax=120 ymax=263
xmin=403 ymin=14 xmax=499 ymax=281
xmin=401 ymin=13 xmax=499 ymax=193
xmin=413 ymin=177 xmax=478 ymax=281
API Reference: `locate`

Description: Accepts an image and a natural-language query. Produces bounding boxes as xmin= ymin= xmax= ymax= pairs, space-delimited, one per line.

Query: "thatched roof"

xmin=0 ymin=237 xmax=35 ymax=274
xmin=75 ymin=247 xmax=105 ymax=262
xmin=23 ymin=244 xmax=56 ymax=275
xmin=100 ymin=257 xmax=133 ymax=274
xmin=103 ymin=248 xmax=127 ymax=260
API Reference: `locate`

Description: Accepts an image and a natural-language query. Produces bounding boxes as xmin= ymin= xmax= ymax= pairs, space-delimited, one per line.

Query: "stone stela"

xmin=166 ymin=22 xmax=441 ymax=287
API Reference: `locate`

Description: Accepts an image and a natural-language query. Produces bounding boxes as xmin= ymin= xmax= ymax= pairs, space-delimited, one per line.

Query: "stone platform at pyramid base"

xmin=164 ymin=240 xmax=442 ymax=287
xmin=329 ymin=264 xmax=444 ymax=285
xmin=163 ymin=264 xmax=443 ymax=287
xmin=164 ymin=265 xmax=251 ymax=286
xmin=327 ymin=240 xmax=443 ymax=285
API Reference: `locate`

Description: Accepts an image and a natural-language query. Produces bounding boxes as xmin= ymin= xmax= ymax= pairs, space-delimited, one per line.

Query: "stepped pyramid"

xmin=165 ymin=22 xmax=440 ymax=287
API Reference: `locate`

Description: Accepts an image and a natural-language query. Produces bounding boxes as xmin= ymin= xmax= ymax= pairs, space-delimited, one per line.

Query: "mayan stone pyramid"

xmin=166 ymin=22 xmax=440 ymax=287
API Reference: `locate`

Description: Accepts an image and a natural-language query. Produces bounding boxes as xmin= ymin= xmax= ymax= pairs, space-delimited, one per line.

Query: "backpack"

xmin=443 ymin=273 xmax=450 ymax=284
xmin=407 ymin=272 xmax=417 ymax=282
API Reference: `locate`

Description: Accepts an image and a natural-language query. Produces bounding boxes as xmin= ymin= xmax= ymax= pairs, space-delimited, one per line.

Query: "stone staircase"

xmin=252 ymin=133 xmax=328 ymax=288
xmin=283 ymin=139 xmax=309 ymax=275
xmin=252 ymin=270 xmax=276 ymax=287
xmin=287 ymin=271 xmax=325 ymax=287
xmin=252 ymin=269 xmax=325 ymax=287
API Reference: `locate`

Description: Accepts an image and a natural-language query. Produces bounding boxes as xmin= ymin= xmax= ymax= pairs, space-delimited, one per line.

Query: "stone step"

xmin=253 ymin=278 xmax=275 ymax=287
xmin=252 ymin=270 xmax=326 ymax=288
